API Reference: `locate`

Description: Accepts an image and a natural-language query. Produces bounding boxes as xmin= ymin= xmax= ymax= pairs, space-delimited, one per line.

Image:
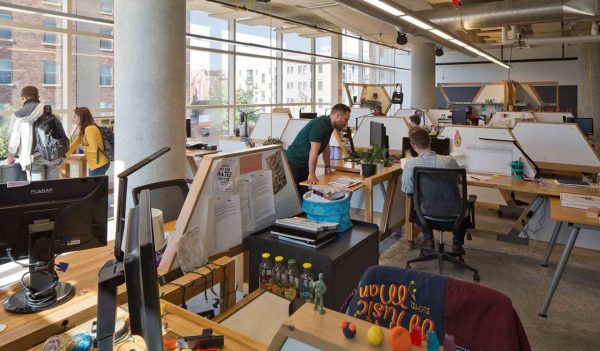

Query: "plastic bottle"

xmin=426 ymin=331 xmax=440 ymax=351
xmin=299 ymin=262 xmax=314 ymax=299
xmin=271 ymin=256 xmax=286 ymax=296
xmin=283 ymin=259 xmax=300 ymax=300
xmin=259 ymin=253 xmax=273 ymax=291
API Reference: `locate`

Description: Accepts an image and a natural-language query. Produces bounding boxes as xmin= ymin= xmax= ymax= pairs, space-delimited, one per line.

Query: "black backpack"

xmin=33 ymin=105 xmax=69 ymax=162
xmin=96 ymin=125 xmax=114 ymax=162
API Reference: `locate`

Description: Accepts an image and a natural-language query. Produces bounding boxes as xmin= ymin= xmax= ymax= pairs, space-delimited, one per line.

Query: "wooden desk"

xmin=0 ymin=241 xmax=234 ymax=351
xmin=320 ymin=159 xmax=361 ymax=173
xmin=29 ymin=300 xmax=266 ymax=351
xmin=538 ymin=197 xmax=600 ymax=317
xmin=61 ymin=153 xmax=87 ymax=178
xmin=185 ymin=149 xmax=220 ymax=174
xmin=301 ymin=163 xmax=403 ymax=235
xmin=404 ymin=174 xmax=600 ymax=243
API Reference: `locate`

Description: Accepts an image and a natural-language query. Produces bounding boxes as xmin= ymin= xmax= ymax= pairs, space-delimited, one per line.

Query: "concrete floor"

xmin=378 ymin=209 xmax=600 ymax=351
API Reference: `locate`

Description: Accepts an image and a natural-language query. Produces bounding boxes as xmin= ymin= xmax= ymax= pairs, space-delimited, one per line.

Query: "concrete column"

xmin=114 ymin=0 xmax=186 ymax=208
xmin=577 ymin=43 xmax=600 ymax=148
xmin=411 ymin=43 xmax=436 ymax=111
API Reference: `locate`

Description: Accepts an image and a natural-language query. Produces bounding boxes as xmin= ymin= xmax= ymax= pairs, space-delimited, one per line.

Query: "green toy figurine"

xmin=311 ymin=273 xmax=327 ymax=314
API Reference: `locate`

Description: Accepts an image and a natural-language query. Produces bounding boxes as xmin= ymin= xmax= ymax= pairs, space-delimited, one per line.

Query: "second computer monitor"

xmin=452 ymin=110 xmax=467 ymax=125
xmin=566 ymin=117 xmax=593 ymax=136
xmin=402 ymin=137 xmax=450 ymax=157
xmin=370 ymin=121 xmax=387 ymax=148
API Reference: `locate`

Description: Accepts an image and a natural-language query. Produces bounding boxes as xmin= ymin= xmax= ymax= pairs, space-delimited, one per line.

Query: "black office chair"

xmin=405 ymin=167 xmax=480 ymax=281
xmin=131 ymin=179 xmax=189 ymax=222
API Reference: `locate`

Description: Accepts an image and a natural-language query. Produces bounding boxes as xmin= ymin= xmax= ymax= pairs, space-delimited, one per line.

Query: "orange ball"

xmin=388 ymin=326 xmax=411 ymax=351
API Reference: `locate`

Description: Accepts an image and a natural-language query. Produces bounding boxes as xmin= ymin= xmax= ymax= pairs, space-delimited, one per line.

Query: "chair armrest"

xmin=468 ymin=194 xmax=477 ymax=203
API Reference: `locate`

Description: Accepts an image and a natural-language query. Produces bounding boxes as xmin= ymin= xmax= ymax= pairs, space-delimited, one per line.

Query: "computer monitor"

xmin=185 ymin=118 xmax=191 ymax=138
xmin=299 ymin=112 xmax=317 ymax=119
xmin=124 ymin=190 xmax=163 ymax=350
xmin=567 ymin=117 xmax=593 ymax=136
xmin=0 ymin=176 xmax=108 ymax=313
xmin=402 ymin=137 xmax=450 ymax=158
xmin=452 ymin=110 xmax=467 ymax=125
xmin=370 ymin=121 xmax=386 ymax=148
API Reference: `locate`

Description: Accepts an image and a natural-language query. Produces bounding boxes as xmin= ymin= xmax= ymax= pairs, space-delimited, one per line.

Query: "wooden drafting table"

xmin=301 ymin=163 xmax=403 ymax=236
xmin=185 ymin=149 xmax=220 ymax=174
xmin=28 ymin=300 xmax=266 ymax=351
xmin=538 ymin=197 xmax=600 ymax=317
xmin=404 ymin=174 xmax=600 ymax=244
xmin=0 ymin=241 xmax=234 ymax=351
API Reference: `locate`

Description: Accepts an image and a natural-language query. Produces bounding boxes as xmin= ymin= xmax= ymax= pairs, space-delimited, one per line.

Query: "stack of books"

xmin=270 ymin=217 xmax=339 ymax=248
xmin=328 ymin=177 xmax=362 ymax=188
xmin=560 ymin=193 xmax=600 ymax=209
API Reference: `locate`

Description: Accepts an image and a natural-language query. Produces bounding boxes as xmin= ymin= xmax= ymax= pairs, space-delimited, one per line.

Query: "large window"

xmin=99 ymin=65 xmax=113 ymax=86
xmin=44 ymin=61 xmax=58 ymax=85
xmin=42 ymin=20 xmax=58 ymax=45
xmin=0 ymin=60 xmax=12 ymax=84
xmin=0 ymin=13 xmax=11 ymax=40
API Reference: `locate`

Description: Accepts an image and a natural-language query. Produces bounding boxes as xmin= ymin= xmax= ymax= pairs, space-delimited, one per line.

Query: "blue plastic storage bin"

xmin=302 ymin=192 xmax=353 ymax=232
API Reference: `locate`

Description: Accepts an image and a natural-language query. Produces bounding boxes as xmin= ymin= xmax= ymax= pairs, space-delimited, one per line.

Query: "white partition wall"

xmin=349 ymin=108 xmax=372 ymax=129
xmin=488 ymin=111 xmax=535 ymax=128
xmin=251 ymin=113 xmax=290 ymax=140
xmin=353 ymin=117 xmax=410 ymax=151
xmin=512 ymin=122 xmax=600 ymax=172
xmin=533 ymin=112 xmax=573 ymax=123
xmin=393 ymin=109 xmax=418 ymax=118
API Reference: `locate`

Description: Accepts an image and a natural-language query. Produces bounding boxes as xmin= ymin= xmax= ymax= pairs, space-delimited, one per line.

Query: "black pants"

xmin=289 ymin=164 xmax=310 ymax=199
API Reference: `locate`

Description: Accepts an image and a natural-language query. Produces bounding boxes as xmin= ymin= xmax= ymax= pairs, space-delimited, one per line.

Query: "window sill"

xmin=42 ymin=42 xmax=61 ymax=47
xmin=99 ymin=11 xmax=114 ymax=16
xmin=0 ymin=83 xmax=15 ymax=87
xmin=99 ymin=48 xmax=114 ymax=52
xmin=42 ymin=1 xmax=61 ymax=6
xmin=0 ymin=38 xmax=14 ymax=43
xmin=99 ymin=85 xmax=113 ymax=88
xmin=42 ymin=84 xmax=61 ymax=87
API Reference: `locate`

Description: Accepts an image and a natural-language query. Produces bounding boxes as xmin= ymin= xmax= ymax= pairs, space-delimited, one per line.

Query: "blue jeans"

xmin=422 ymin=229 xmax=465 ymax=245
xmin=89 ymin=163 xmax=110 ymax=176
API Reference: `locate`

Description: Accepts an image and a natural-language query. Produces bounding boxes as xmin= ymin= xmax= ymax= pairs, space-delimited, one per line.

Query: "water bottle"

xmin=259 ymin=252 xmax=273 ymax=291
xmin=283 ymin=259 xmax=300 ymax=300
xmin=299 ymin=262 xmax=314 ymax=299
xmin=272 ymin=256 xmax=286 ymax=296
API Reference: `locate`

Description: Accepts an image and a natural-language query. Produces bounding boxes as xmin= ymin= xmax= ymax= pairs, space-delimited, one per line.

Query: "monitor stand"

xmin=3 ymin=220 xmax=75 ymax=313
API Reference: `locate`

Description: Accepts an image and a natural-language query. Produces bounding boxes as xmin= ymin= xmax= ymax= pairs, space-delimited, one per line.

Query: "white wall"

xmin=436 ymin=46 xmax=578 ymax=85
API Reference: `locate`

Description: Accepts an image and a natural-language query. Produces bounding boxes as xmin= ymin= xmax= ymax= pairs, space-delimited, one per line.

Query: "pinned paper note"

xmin=266 ymin=152 xmax=287 ymax=194
xmin=240 ymin=153 xmax=263 ymax=174
xmin=207 ymin=194 xmax=243 ymax=254
xmin=214 ymin=158 xmax=238 ymax=192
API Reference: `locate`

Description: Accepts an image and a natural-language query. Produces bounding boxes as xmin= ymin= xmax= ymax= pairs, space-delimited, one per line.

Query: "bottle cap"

xmin=261 ymin=253 xmax=271 ymax=259
xmin=275 ymin=256 xmax=284 ymax=262
xmin=303 ymin=262 xmax=312 ymax=269
xmin=288 ymin=259 xmax=296 ymax=265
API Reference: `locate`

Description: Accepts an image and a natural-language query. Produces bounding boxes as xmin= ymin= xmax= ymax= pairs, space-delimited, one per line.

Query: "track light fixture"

xmin=435 ymin=45 xmax=444 ymax=57
xmin=396 ymin=32 xmax=407 ymax=45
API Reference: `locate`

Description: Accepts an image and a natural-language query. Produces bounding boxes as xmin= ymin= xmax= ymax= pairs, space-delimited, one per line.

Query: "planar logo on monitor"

xmin=31 ymin=188 xmax=53 ymax=195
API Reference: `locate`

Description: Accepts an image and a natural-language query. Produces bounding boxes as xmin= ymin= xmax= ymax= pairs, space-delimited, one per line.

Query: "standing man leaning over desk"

xmin=401 ymin=127 xmax=466 ymax=255
xmin=286 ymin=103 xmax=351 ymax=197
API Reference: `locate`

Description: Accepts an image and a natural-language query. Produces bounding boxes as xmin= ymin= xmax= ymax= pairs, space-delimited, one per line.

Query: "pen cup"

xmin=511 ymin=160 xmax=524 ymax=179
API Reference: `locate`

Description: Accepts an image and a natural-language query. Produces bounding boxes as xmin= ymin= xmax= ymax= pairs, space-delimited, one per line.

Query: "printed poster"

xmin=266 ymin=152 xmax=287 ymax=195
xmin=214 ymin=158 xmax=238 ymax=192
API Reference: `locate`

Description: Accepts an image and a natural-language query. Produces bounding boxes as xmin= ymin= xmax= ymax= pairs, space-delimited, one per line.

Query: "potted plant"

xmin=263 ymin=137 xmax=283 ymax=145
xmin=356 ymin=149 xmax=377 ymax=177
xmin=370 ymin=144 xmax=388 ymax=173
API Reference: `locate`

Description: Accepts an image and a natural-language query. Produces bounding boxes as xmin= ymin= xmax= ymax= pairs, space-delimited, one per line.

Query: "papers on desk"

xmin=328 ymin=177 xmax=362 ymax=188
xmin=560 ymin=193 xmax=600 ymax=210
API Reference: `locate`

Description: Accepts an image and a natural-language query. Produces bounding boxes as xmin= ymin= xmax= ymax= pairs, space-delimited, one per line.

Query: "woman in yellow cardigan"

xmin=66 ymin=107 xmax=110 ymax=176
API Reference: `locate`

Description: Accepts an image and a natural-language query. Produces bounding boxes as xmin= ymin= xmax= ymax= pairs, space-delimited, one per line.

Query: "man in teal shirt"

xmin=286 ymin=103 xmax=351 ymax=196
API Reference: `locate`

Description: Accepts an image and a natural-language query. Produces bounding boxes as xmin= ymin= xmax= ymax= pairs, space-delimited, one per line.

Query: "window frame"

xmin=99 ymin=64 xmax=113 ymax=87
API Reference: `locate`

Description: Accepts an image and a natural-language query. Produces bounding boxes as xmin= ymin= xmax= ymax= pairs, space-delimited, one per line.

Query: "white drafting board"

xmin=349 ymin=108 xmax=372 ymax=129
xmin=184 ymin=147 xmax=302 ymax=256
xmin=393 ymin=109 xmax=417 ymax=118
xmin=218 ymin=139 xmax=250 ymax=152
xmin=488 ymin=111 xmax=535 ymax=128
xmin=251 ymin=113 xmax=290 ymax=140
xmin=425 ymin=109 xmax=452 ymax=126
xmin=512 ymin=122 xmax=600 ymax=168
xmin=439 ymin=126 xmax=535 ymax=177
xmin=474 ymin=85 xmax=503 ymax=103
xmin=353 ymin=117 xmax=409 ymax=151
xmin=533 ymin=112 xmax=573 ymax=123
xmin=280 ymin=118 xmax=340 ymax=150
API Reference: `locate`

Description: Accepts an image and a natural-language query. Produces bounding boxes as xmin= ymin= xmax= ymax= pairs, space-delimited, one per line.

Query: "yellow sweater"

xmin=67 ymin=125 xmax=109 ymax=170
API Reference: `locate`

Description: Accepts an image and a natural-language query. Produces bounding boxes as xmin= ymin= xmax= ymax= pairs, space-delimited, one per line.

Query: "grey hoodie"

xmin=8 ymin=99 xmax=45 ymax=170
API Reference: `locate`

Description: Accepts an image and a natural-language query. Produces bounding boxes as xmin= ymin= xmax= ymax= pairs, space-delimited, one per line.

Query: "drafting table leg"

xmin=221 ymin=259 xmax=236 ymax=311
xmin=187 ymin=155 xmax=199 ymax=174
xmin=379 ymin=177 xmax=397 ymax=236
xmin=541 ymin=221 xmax=563 ymax=267
xmin=538 ymin=225 xmax=580 ymax=318
xmin=365 ymin=181 xmax=374 ymax=223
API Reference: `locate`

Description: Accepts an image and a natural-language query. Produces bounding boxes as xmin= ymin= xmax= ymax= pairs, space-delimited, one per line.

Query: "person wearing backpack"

xmin=6 ymin=86 xmax=62 ymax=181
xmin=66 ymin=107 xmax=110 ymax=176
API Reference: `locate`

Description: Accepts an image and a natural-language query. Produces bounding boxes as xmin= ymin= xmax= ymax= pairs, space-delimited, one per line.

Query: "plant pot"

xmin=361 ymin=163 xmax=377 ymax=177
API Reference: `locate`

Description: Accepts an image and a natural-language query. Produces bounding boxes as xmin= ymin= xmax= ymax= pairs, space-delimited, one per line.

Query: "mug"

xmin=151 ymin=208 xmax=166 ymax=251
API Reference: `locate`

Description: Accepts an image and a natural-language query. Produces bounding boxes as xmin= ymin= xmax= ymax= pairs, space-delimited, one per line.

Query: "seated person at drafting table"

xmin=285 ymin=103 xmax=351 ymax=197
xmin=401 ymin=127 xmax=466 ymax=255
xmin=409 ymin=114 xmax=421 ymax=127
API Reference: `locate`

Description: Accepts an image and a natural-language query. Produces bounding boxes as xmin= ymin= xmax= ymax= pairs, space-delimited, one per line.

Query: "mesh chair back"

xmin=413 ymin=167 xmax=468 ymax=232
xmin=132 ymin=179 xmax=189 ymax=222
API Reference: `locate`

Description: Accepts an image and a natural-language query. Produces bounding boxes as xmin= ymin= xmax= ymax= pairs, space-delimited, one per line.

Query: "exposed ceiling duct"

xmin=499 ymin=24 xmax=600 ymax=46
xmin=419 ymin=0 xmax=600 ymax=30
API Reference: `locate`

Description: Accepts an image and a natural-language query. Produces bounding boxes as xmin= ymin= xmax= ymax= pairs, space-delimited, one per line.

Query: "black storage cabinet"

xmin=248 ymin=220 xmax=379 ymax=310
